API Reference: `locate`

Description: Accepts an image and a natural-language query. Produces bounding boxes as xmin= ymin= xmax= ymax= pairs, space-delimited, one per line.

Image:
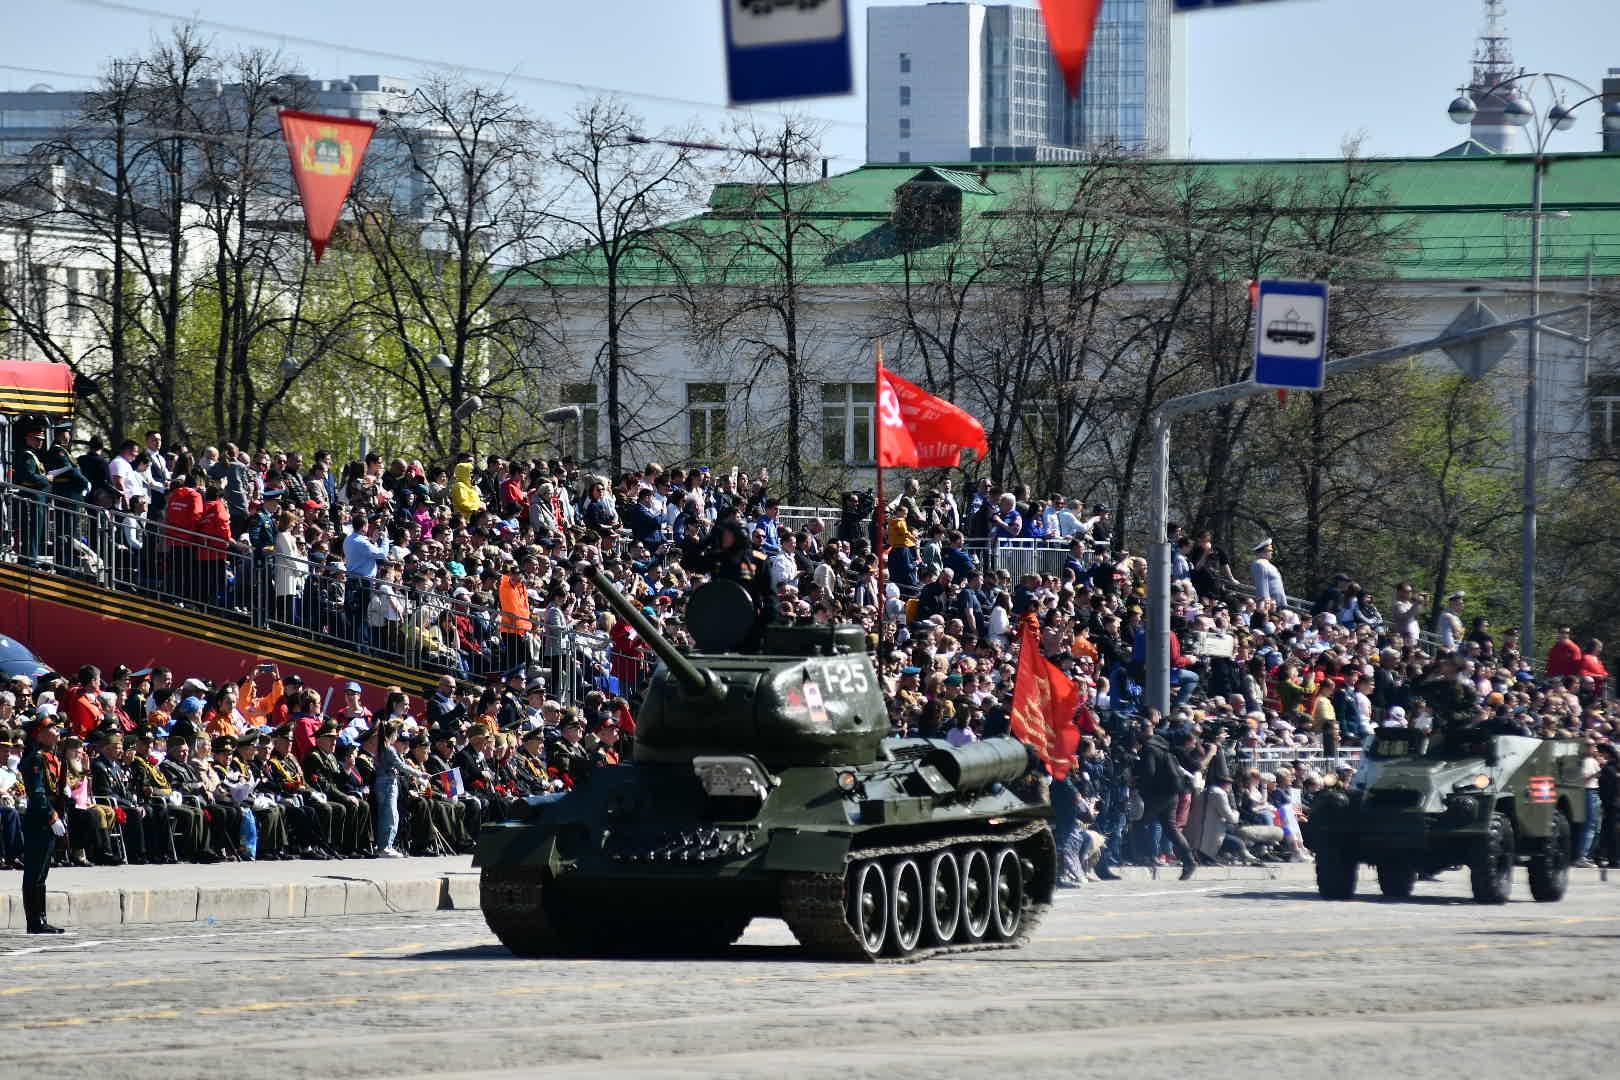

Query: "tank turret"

xmin=586 ymin=566 xmax=725 ymax=706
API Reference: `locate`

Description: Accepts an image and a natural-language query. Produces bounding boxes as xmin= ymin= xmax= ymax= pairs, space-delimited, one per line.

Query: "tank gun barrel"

xmin=586 ymin=566 xmax=725 ymax=705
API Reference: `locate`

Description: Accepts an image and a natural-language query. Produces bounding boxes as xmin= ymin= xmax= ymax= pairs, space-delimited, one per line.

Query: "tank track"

xmin=780 ymin=820 xmax=1055 ymax=963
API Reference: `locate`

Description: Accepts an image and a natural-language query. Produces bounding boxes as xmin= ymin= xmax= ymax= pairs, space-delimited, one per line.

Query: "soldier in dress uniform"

xmin=19 ymin=712 xmax=66 ymax=933
xmin=159 ymin=734 xmax=235 ymax=859
xmin=198 ymin=735 xmax=249 ymax=858
xmin=406 ymin=732 xmax=467 ymax=853
xmin=265 ymin=726 xmax=336 ymax=858
xmin=226 ymin=734 xmax=290 ymax=859
xmin=546 ymin=713 xmax=594 ymax=789
xmin=302 ymin=721 xmax=370 ymax=856
xmin=129 ymin=727 xmax=212 ymax=861
xmin=510 ymin=729 xmax=558 ymax=795
xmin=452 ymin=723 xmax=514 ymax=822
xmin=89 ymin=728 xmax=167 ymax=863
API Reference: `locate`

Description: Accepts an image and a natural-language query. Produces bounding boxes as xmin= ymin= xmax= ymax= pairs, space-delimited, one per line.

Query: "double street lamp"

xmin=1446 ymin=73 xmax=1620 ymax=662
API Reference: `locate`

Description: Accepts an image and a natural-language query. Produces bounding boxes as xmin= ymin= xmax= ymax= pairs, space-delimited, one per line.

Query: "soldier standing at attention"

xmin=20 ymin=711 xmax=67 ymax=933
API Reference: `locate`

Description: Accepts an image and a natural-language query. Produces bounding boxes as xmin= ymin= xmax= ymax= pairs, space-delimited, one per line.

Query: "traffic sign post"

xmin=1253 ymin=278 xmax=1328 ymax=391
xmin=723 ymin=0 xmax=853 ymax=106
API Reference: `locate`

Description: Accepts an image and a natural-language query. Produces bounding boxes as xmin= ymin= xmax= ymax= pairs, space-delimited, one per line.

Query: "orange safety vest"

xmin=499 ymin=574 xmax=533 ymax=636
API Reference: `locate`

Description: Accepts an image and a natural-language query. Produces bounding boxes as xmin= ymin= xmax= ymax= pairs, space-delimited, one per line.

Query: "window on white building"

xmin=687 ymin=383 xmax=728 ymax=458
xmin=899 ymin=85 xmax=911 ymax=107
xmin=65 ymin=268 xmax=82 ymax=324
xmin=898 ymin=151 xmax=911 ymax=163
xmin=28 ymin=266 xmax=48 ymax=326
xmin=899 ymin=52 xmax=911 ymax=73
xmin=899 ymin=117 xmax=911 ymax=140
xmin=560 ymin=382 xmax=600 ymax=463
xmin=822 ymin=382 xmax=875 ymax=464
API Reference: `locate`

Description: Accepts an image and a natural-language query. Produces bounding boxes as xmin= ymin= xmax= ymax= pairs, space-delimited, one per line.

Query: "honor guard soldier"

xmin=19 ymin=711 xmax=66 ymax=933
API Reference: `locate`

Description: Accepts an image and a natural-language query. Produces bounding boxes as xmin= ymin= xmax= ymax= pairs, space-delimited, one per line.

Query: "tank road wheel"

xmin=1470 ymin=812 xmax=1515 ymax=905
xmin=1528 ymin=810 xmax=1571 ymax=903
xmin=1376 ymin=862 xmax=1417 ymax=899
xmin=480 ymin=867 xmax=564 ymax=957
xmin=1314 ymin=846 xmax=1358 ymax=901
xmin=924 ymin=851 xmax=962 ymax=945
xmin=959 ymin=846 xmax=994 ymax=942
xmin=887 ymin=858 xmax=925 ymax=957
xmin=847 ymin=859 xmax=888 ymax=958
xmin=988 ymin=846 xmax=1025 ymax=940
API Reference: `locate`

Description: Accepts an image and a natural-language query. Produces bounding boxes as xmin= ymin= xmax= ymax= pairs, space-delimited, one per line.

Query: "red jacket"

xmin=165 ymin=484 xmax=204 ymax=543
xmin=64 ymin=686 xmax=105 ymax=739
xmin=1577 ymin=653 xmax=1609 ymax=683
xmin=196 ymin=498 xmax=233 ymax=560
xmin=1546 ymin=638 xmax=1584 ymax=679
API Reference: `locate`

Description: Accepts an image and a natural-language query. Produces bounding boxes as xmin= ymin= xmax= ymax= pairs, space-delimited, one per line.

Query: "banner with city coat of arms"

xmin=278 ymin=110 xmax=377 ymax=262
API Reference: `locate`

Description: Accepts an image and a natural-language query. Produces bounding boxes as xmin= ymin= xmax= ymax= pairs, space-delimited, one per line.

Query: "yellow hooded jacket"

xmin=451 ymin=461 xmax=484 ymax=518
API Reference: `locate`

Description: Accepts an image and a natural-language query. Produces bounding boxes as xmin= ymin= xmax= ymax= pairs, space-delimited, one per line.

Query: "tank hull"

xmin=477 ymin=745 xmax=1056 ymax=961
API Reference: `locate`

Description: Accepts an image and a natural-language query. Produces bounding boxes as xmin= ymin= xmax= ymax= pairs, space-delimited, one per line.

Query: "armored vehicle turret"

xmin=1303 ymin=727 xmax=1587 ymax=904
xmin=477 ymin=570 xmax=1055 ymax=960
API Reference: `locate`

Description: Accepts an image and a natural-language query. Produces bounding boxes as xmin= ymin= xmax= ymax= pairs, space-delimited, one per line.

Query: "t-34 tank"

xmin=477 ymin=568 xmax=1055 ymax=960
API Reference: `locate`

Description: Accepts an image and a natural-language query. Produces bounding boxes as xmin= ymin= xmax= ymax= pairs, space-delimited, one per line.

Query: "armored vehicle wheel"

xmin=924 ymin=851 xmax=962 ymax=945
xmin=1528 ymin=810 xmax=1571 ymax=903
xmin=959 ymin=846 xmax=994 ymax=942
xmin=1314 ymin=846 xmax=1358 ymax=900
xmin=988 ymin=846 xmax=1024 ymax=941
xmin=1376 ymin=862 xmax=1417 ymax=899
xmin=848 ymin=859 xmax=888 ymax=958
xmin=887 ymin=858 xmax=925 ymax=956
xmin=1470 ymin=812 xmax=1514 ymax=905
xmin=480 ymin=867 xmax=566 ymax=957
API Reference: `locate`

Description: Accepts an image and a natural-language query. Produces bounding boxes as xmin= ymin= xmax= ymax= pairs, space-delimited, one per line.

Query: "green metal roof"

xmin=511 ymin=153 xmax=1620 ymax=290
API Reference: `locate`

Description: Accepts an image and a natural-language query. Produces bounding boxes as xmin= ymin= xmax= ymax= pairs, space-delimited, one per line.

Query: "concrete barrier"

xmin=66 ymin=888 xmax=122 ymax=928
xmin=121 ymin=887 xmax=200 ymax=925
xmin=442 ymin=873 xmax=479 ymax=910
xmin=303 ymin=881 xmax=348 ymax=917
xmin=267 ymin=882 xmax=305 ymax=919
xmin=196 ymin=886 xmax=272 ymax=922
xmin=383 ymin=877 xmax=442 ymax=913
xmin=343 ymin=879 xmax=390 ymax=915
xmin=0 ymin=891 xmax=15 ymax=930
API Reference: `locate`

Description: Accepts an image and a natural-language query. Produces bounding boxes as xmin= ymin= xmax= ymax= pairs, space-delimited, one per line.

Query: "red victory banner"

xmin=1009 ymin=614 xmax=1081 ymax=780
xmin=1040 ymin=0 xmax=1106 ymax=97
xmin=279 ymin=110 xmax=376 ymax=262
xmin=877 ymin=362 xmax=989 ymax=469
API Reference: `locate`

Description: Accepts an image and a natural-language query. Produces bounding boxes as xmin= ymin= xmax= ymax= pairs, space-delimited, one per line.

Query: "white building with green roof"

xmin=507 ymin=153 xmax=1620 ymax=488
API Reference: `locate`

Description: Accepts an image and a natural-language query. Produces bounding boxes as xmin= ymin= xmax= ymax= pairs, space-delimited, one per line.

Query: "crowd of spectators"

xmin=4 ymin=426 xmax=1619 ymax=884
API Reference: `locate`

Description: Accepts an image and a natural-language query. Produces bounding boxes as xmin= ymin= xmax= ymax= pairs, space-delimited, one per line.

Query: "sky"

xmin=3 ymin=0 xmax=1617 ymax=167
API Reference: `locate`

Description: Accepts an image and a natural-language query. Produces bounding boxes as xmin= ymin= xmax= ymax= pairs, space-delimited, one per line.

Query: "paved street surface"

xmin=3 ymin=867 xmax=1617 ymax=1079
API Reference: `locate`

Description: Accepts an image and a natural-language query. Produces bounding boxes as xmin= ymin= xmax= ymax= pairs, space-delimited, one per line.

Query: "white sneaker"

xmin=380 ymin=847 xmax=404 ymax=858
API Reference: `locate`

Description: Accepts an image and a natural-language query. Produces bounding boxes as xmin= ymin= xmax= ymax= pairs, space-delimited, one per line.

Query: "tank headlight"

xmin=1453 ymin=774 xmax=1492 ymax=792
xmin=836 ymin=770 xmax=859 ymax=794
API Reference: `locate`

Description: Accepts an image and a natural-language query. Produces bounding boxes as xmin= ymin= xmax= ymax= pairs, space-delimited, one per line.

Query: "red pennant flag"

xmin=279 ymin=110 xmax=376 ymax=262
xmin=882 ymin=366 xmax=988 ymax=468
xmin=1009 ymin=614 xmax=1081 ymax=780
xmin=1040 ymin=0 xmax=1106 ymax=98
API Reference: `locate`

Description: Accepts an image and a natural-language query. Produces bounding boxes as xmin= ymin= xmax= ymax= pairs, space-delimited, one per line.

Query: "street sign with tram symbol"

xmin=1253 ymin=279 xmax=1329 ymax=390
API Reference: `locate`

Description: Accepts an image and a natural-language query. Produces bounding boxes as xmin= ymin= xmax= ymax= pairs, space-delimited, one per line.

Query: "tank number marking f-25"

xmin=818 ymin=659 xmax=870 ymax=696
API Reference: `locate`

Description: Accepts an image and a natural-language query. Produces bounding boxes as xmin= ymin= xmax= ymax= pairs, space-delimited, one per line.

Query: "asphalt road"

xmin=3 ymin=866 xmax=1618 ymax=1080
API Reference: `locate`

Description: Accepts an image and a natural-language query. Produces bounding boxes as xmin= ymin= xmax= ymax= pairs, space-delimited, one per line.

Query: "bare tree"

xmin=532 ymin=98 xmax=706 ymax=476
xmin=353 ymin=75 xmax=553 ymax=459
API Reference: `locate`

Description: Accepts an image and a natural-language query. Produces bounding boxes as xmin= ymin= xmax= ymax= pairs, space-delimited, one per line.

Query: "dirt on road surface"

xmin=2 ymin=866 xmax=1617 ymax=1079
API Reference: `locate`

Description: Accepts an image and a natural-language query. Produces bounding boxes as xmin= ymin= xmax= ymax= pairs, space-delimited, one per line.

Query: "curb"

xmin=2 ymin=872 xmax=482 ymax=930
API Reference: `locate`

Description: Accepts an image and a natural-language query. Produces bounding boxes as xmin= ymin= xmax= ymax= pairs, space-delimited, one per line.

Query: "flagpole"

xmin=874 ymin=339 xmax=887 ymax=643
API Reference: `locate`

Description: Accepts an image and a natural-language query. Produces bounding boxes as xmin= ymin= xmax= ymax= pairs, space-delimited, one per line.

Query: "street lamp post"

xmin=1447 ymin=74 xmax=1620 ymax=663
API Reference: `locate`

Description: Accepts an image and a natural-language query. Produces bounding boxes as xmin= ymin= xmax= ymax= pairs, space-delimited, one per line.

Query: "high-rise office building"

xmin=866 ymin=1 xmax=1186 ymax=164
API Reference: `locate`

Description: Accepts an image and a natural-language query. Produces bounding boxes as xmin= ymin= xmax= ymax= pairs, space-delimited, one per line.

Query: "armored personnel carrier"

xmin=1303 ymin=726 xmax=1587 ymax=904
xmin=477 ymin=569 xmax=1055 ymax=960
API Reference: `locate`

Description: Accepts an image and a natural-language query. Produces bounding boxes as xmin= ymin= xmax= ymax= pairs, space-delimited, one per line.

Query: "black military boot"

xmin=26 ymin=885 xmax=65 ymax=934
